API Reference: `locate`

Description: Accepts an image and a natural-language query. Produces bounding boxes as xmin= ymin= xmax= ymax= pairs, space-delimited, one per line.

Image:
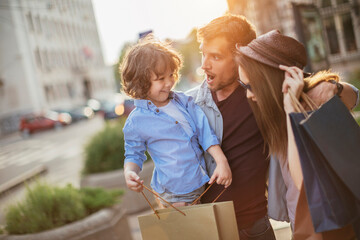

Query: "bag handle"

xmin=138 ymin=180 xmax=226 ymax=219
xmin=190 ymin=181 xmax=226 ymax=205
xmin=288 ymin=90 xmax=318 ymax=118
xmin=137 ymin=181 xmax=186 ymax=219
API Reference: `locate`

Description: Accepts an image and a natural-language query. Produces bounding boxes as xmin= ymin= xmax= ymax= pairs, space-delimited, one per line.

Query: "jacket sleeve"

xmin=123 ymin=119 xmax=147 ymax=170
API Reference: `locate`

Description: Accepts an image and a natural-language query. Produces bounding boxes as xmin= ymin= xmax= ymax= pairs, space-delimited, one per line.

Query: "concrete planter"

xmin=80 ymin=161 xmax=155 ymax=214
xmin=0 ymin=204 xmax=132 ymax=240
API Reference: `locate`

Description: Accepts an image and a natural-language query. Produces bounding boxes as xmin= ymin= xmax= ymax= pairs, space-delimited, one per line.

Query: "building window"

xmin=341 ymin=13 xmax=357 ymax=52
xmin=322 ymin=0 xmax=332 ymax=7
xmin=324 ymin=17 xmax=340 ymax=54
xmin=26 ymin=12 xmax=35 ymax=32
xmin=34 ymin=15 xmax=42 ymax=34
xmin=336 ymin=0 xmax=349 ymax=5
xmin=35 ymin=48 xmax=42 ymax=68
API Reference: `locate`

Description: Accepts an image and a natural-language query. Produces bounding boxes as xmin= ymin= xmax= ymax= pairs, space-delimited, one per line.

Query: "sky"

xmin=91 ymin=0 xmax=228 ymax=65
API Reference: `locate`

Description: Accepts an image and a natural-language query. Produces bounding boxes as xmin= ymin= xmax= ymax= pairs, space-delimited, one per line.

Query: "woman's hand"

xmin=280 ymin=65 xmax=305 ymax=114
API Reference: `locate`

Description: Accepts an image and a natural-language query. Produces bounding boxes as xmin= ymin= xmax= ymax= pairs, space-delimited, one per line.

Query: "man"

xmin=187 ymin=13 xmax=359 ymax=239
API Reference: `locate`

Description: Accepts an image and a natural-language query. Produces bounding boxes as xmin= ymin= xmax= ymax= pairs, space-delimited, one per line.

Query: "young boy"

xmin=120 ymin=38 xmax=231 ymax=207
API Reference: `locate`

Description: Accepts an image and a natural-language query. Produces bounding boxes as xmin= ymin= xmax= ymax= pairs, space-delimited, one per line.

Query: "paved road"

xmin=0 ymin=115 xmax=105 ymax=224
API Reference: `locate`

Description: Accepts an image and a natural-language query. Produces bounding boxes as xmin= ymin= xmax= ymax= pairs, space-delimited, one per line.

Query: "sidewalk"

xmin=127 ymin=209 xmax=292 ymax=240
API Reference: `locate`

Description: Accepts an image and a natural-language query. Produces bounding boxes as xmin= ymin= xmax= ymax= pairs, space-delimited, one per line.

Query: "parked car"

xmin=54 ymin=106 xmax=94 ymax=122
xmin=100 ymin=98 xmax=135 ymax=120
xmin=19 ymin=111 xmax=71 ymax=137
xmin=19 ymin=115 xmax=56 ymax=136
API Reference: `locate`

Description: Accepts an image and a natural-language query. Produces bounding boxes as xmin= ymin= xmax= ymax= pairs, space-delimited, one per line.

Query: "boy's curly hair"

xmin=120 ymin=38 xmax=182 ymax=99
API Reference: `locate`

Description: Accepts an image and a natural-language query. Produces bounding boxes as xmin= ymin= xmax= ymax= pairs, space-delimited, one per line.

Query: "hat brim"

xmin=237 ymin=45 xmax=280 ymax=69
xmin=237 ymin=45 xmax=312 ymax=78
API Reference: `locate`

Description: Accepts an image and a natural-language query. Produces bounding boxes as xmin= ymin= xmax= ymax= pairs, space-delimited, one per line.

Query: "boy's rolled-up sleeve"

xmin=123 ymin=119 xmax=147 ymax=170
xmin=186 ymin=96 xmax=219 ymax=151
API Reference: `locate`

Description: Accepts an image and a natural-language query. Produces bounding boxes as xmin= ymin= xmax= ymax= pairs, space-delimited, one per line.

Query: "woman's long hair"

xmin=237 ymin=54 xmax=288 ymax=160
xmin=236 ymin=54 xmax=341 ymax=161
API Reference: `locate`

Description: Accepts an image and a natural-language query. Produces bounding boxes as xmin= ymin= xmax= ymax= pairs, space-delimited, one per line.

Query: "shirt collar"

xmin=134 ymin=91 xmax=177 ymax=110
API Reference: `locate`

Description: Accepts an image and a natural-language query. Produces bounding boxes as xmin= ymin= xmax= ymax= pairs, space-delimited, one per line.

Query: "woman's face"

xmin=238 ymin=66 xmax=257 ymax=102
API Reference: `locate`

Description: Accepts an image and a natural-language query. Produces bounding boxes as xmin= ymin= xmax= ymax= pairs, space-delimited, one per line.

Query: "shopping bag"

xmin=289 ymin=94 xmax=360 ymax=235
xmin=301 ymin=95 xmax=360 ymax=199
xmin=137 ymin=182 xmax=239 ymax=240
xmin=138 ymin=201 xmax=239 ymax=240
xmin=293 ymin=184 xmax=356 ymax=240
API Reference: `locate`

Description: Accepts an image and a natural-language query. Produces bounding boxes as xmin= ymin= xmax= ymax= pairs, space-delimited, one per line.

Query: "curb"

xmin=0 ymin=165 xmax=47 ymax=194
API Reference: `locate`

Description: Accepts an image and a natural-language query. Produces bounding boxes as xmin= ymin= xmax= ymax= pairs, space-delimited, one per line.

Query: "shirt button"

xmin=175 ymin=121 xmax=179 ymax=124
xmin=156 ymin=109 xmax=159 ymax=113
xmin=148 ymin=102 xmax=151 ymax=105
xmin=217 ymin=115 xmax=220 ymax=117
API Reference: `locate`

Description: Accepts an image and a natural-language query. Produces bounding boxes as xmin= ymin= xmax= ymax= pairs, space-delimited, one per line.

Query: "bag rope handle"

xmin=136 ymin=180 xmax=186 ymax=219
xmin=190 ymin=181 xmax=226 ymax=205
xmin=288 ymin=90 xmax=318 ymax=118
xmin=138 ymin=179 xmax=227 ymax=219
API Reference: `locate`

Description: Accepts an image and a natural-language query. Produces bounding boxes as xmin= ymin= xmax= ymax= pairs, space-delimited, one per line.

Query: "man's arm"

xmin=306 ymin=81 xmax=359 ymax=110
xmin=341 ymin=82 xmax=359 ymax=110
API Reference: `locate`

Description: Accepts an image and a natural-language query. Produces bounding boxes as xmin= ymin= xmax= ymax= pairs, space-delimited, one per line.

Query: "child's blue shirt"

xmin=123 ymin=91 xmax=219 ymax=195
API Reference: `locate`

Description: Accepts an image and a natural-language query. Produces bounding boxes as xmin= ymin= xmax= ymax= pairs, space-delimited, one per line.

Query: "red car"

xmin=19 ymin=111 xmax=71 ymax=136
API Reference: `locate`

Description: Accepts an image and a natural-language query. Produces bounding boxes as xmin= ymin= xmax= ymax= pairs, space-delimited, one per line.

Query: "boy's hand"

xmin=209 ymin=162 xmax=232 ymax=188
xmin=124 ymin=170 xmax=144 ymax=192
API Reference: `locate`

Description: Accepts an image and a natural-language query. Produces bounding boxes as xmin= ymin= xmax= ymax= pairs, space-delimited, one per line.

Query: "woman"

xmin=235 ymin=30 xmax=358 ymax=239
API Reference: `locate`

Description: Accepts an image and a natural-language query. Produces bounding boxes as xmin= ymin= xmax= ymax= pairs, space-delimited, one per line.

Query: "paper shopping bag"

xmin=138 ymin=201 xmax=239 ymax=240
xmin=289 ymin=95 xmax=360 ymax=236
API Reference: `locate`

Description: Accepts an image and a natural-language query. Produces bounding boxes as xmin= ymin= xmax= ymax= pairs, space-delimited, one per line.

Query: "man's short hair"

xmin=197 ymin=13 xmax=256 ymax=54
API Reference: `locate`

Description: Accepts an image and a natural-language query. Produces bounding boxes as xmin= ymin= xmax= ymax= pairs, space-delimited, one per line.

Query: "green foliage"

xmin=83 ymin=118 xmax=150 ymax=175
xmin=4 ymin=182 xmax=123 ymax=235
xmin=83 ymin=118 xmax=127 ymax=174
xmin=347 ymin=69 xmax=360 ymax=112
xmin=80 ymin=187 xmax=123 ymax=215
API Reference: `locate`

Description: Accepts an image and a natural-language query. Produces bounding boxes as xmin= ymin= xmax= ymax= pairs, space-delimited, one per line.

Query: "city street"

xmin=0 ymin=115 xmax=105 ymax=224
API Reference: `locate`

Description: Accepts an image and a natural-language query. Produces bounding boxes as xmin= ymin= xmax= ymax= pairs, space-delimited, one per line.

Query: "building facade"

xmin=0 ymin=0 xmax=115 ymax=135
xmin=227 ymin=0 xmax=360 ymax=77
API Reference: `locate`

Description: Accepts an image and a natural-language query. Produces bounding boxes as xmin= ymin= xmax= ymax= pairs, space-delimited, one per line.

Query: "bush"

xmin=80 ymin=187 xmax=123 ymax=215
xmin=83 ymin=117 xmax=150 ymax=174
xmin=4 ymin=182 xmax=123 ymax=235
xmin=83 ymin=118 xmax=127 ymax=174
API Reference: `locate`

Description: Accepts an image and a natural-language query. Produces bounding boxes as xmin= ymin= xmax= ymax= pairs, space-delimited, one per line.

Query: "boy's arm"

xmin=124 ymin=162 xmax=143 ymax=192
xmin=207 ymin=145 xmax=232 ymax=188
xmin=123 ymin=119 xmax=147 ymax=192
xmin=185 ymin=95 xmax=219 ymax=150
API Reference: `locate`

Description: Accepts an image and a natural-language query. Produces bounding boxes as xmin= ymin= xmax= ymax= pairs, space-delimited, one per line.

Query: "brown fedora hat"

xmin=236 ymin=30 xmax=310 ymax=76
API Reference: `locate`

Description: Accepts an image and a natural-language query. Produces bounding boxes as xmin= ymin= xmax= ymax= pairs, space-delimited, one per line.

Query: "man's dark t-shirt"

xmin=201 ymin=86 xmax=269 ymax=229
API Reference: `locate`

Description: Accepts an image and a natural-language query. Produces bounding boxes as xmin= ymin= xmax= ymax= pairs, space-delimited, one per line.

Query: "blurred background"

xmin=0 ymin=0 xmax=359 ymax=239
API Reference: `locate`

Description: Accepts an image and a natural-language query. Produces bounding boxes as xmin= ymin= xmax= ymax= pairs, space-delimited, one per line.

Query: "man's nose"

xmin=201 ymin=56 xmax=210 ymax=70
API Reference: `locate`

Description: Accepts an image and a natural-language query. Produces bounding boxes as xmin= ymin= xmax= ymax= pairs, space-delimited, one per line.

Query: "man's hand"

xmin=305 ymin=81 xmax=337 ymax=110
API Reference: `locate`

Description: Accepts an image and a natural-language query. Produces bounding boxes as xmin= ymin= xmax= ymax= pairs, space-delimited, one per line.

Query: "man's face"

xmin=200 ymin=36 xmax=238 ymax=92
